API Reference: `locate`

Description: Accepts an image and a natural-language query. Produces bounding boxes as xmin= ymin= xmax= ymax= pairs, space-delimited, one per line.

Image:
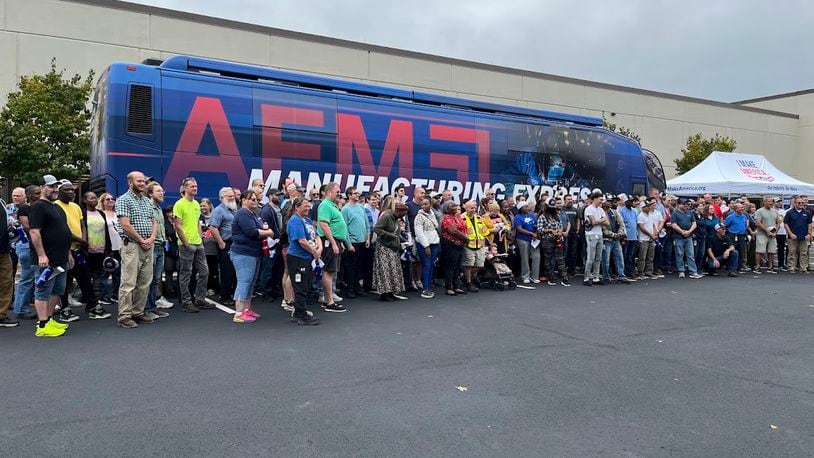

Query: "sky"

xmin=132 ymin=0 xmax=814 ymax=102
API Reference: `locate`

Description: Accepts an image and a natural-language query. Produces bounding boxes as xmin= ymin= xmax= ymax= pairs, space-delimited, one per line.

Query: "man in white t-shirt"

xmin=583 ymin=191 xmax=606 ymax=286
xmin=636 ymin=199 xmax=662 ymax=278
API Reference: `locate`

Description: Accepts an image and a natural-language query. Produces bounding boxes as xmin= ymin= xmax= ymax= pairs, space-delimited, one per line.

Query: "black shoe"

xmin=345 ymin=290 xmax=357 ymax=299
xmin=560 ymin=279 xmax=570 ymax=286
xmin=322 ymin=303 xmax=347 ymax=313
xmin=583 ymin=280 xmax=593 ymax=286
xmin=354 ymin=289 xmax=368 ymax=297
xmin=616 ymin=278 xmax=631 ymax=284
xmin=88 ymin=306 xmax=112 ymax=320
xmin=380 ymin=294 xmax=396 ymax=302
xmin=294 ymin=315 xmax=320 ymax=325
xmin=709 ymin=271 xmax=719 ymax=276
xmin=0 ymin=316 xmax=19 ymax=327
xmin=454 ymin=288 xmax=467 ymax=295
xmin=596 ymin=280 xmax=608 ymax=285
xmin=728 ymin=272 xmax=738 ymax=277
xmin=466 ymin=283 xmax=479 ymax=293
xmin=59 ymin=309 xmax=80 ymax=322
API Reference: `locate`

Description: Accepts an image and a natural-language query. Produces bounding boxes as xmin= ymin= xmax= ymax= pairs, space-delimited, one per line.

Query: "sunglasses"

xmin=104 ymin=197 xmax=114 ymax=201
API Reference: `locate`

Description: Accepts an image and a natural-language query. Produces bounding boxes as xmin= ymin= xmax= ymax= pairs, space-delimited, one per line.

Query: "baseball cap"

xmin=432 ymin=193 xmax=443 ymax=199
xmin=546 ymin=197 xmax=557 ymax=208
xmin=516 ymin=201 xmax=529 ymax=211
xmin=266 ymin=187 xmax=283 ymax=197
xmin=40 ymin=174 xmax=60 ymax=186
xmin=715 ymin=223 xmax=725 ymax=231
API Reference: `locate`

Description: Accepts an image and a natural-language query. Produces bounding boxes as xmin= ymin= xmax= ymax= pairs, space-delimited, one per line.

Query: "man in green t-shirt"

xmin=317 ymin=182 xmax=348 ymax=312
xmin=173 ymin=177 xmax=210 ymax=312
xmin=754 ymin=195 xmax=781 ymax=273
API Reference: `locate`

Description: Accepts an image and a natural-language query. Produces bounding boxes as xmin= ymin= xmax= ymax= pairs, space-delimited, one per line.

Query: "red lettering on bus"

xmin=337 ymin=114 xmax=413 ymax=180
xmin=261 ymin=105 xmax=324 ymax=171
xmin=429 ymin=125 xmax=490 ymax=183
xmin=430 ymin=153 xmax=469 ymax=183
xmin=164 ymin=96 xmax=249 ymax=190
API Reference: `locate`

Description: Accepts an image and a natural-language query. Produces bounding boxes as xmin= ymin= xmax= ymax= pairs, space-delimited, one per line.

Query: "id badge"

xmin=294 ymin=273 xmax=301 ymax=283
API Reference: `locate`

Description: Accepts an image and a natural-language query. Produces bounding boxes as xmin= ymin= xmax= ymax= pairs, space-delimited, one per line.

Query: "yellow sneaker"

xmin=47 ymin=318 xmax=69 ymax=330
xmin=35 ymin=323 xmax=66 ymax=337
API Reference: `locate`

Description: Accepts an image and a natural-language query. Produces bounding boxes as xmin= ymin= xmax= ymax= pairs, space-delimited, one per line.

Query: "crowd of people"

xmin=1 ymin=171 xmax=812 ymax=337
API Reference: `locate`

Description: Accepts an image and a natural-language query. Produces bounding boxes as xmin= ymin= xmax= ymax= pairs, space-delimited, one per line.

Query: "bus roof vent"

xmin=127 ymin=84 xmax=153 ymax=135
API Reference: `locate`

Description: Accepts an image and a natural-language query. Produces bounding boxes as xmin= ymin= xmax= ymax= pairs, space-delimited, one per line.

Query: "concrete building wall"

xmin=0 ymin=0 xmax=810 ymax=182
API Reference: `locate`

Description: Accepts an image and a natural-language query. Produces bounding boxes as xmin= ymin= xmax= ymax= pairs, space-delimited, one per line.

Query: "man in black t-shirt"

xmin=28 ymin=174 xmax=74 ymax=337
xmin=705 ymin=223 xmax=739 ymax=277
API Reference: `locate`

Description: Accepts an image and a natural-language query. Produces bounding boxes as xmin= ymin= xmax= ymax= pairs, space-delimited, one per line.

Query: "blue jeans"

xmin=674 ymin=237 xmax=698 ymax=274
xmin=230 ymin=252 xmax=260 ymax=301
xmin=145 ymin=246 xmax=165 ymax=312
xmin=707 ymin=252 xmax=739 ymax=273
xmin=602 ymin=239 xmax=626 ymax=280
xmin=417 ymin=243 xmax=439 ymax=290
xmin=13 ymin=243 xmax=34 ymax=315
xmin=658 ymin=232 xmax=674 ymax=272
xmin=623 ymin=240 xmax=638 ymax=277
xmin=694 ymin=238 xmax=706 ymax=269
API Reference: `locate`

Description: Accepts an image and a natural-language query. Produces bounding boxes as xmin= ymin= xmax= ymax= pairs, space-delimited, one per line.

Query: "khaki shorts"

xmin=756 ymin=233 xmax=777 ymax=254
xmin=462 ymin=246 xmax=486 ymax=267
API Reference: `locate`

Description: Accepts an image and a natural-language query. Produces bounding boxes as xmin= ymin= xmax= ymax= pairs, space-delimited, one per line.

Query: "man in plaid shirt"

xmin=115 ymin=171 xmax=157 ymax=328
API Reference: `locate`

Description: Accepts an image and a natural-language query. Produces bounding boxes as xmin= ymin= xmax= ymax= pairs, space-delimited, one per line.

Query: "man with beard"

xmin=174 ymin=177 xmax=210 ymax=313
xmin=143 ymin=182 xmax=171 ymax=320
xmin=260 ymin=187 xmax=284 ymax=302
xmin=28 ymin=175 xmax=74 ymax=336
xmin=56 ymin=180 xmax=106 ymax=322
xmin=561 ymin=194 xmax=579 ymax=276
xmin=115 ymin=171 xmax=158 ymax=328
xmin=209 ymin=187 xmax=238 ymax=305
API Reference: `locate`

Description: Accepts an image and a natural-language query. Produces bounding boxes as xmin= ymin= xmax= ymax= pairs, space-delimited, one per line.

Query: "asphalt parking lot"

xmin=2 ymin=273 xmax=813 ymax=457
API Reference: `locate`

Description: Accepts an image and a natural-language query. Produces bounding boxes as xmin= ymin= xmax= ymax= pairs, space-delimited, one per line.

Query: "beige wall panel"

xmin=742 ymin=97 xmax=798 ymax=114
xmin=0 ymin=31 xmax=17 ymax=105
xmin=795 ymin=127 xmax=814 ymax=175
xmin=686 ymin=122 xmax=729 ymax=140
xmin=767 ymin=115 xmax=799 ymax=135
xmin=728 ymin=109 xmax=769 ymax=132
xmin=521 ymin=77 xmax=584 ymax=109
xmin=369 ymin=52 xmax=451 ymax=91
xmin=17 ymin=34 xmax=139 ymax=80
xmin=526 ymin=100 xmax=581 ymax=113
xmin=451 ymin=65 xmax=522 ymax=100
xmin=1 ymin=0 xmax=6 ymax=31
xmin=6 ymin=0 xmax=149 ymax=48
xmin=730 ymin=128 xmax=768 ymax=155
xmin=765 ymin=134 xmax=797 ymax=175
xmin=638 ymin=95 xmax=687 ymax=121
xmin=685 ymin=103 xmax=733 ymax=128
xmin=151 ymin=16 xmax=269 ymax=65
xmin=584 ymin=86 xmax=638 ymax=116
xmin=641 ymin=117 xmax=686 ymax=177
xmin=269 ymin=35 xmax=368 ymax=80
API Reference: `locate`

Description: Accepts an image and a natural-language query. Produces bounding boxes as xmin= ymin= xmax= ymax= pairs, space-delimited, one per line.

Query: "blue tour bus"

xmin=89 ymin=55 xmax=665 ymax=201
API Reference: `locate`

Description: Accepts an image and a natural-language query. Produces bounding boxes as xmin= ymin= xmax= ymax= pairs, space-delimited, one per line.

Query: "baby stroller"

xmin=480 ymin=249 xmax=517 ymax=291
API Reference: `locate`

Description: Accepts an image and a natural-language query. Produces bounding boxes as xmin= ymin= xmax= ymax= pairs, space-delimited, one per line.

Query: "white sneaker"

xmin=689 ymin=273 xmax=704 ymax=279
xmin=156 ymin=297 xmax=174 ymax=309
xmin=393 ymin=294 xmax=408 ymax=300
xmin=332 ymin=293 xmax=343 ymax=302
xmin=522 ymin=278 xmax=531 ymax=284
xmin=68 ymin=296 xmax=86 ymax=307
xmin=281 ymin=300 xmax=294 ymax=312
xmin=531 ymin=279 xmax=541 ymax=284
xmin=678 ymin=272 xmax=685 ymax=278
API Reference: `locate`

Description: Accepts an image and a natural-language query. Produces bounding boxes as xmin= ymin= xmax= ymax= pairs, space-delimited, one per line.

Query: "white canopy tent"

xmin=666 ymin=151 xmax=814 ymax=196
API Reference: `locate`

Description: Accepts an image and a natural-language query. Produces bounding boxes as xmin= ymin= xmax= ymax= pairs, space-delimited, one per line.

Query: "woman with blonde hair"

xmin=96 ymin=192 xmax=122 ymax=304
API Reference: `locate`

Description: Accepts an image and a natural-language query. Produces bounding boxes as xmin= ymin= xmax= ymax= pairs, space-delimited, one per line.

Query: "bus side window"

xmin=632 ymin=181 xmax=646 ymax=196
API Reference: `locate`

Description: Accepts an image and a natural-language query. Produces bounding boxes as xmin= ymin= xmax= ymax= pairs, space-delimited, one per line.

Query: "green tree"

xmin=673 ymin=133 xmax=737 ymax=175
xmin=0 ymin=59 xmax=94 ymax=184
xmin=602 ymin=113 xmax=642 ymax=144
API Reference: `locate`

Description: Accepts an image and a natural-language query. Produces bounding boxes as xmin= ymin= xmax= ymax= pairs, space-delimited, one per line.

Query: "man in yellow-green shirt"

xmin=173 ymin=177 xmax=210 ymax=313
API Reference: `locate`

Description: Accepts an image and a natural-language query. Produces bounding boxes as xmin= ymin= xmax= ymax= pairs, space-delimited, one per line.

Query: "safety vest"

xmin=464 ymin=213 xmax=491 ymax=249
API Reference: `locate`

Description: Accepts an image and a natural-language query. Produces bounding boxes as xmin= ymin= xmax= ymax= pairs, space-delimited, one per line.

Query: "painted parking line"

xmin=205 ymin=297 xmax=236 ymax=314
